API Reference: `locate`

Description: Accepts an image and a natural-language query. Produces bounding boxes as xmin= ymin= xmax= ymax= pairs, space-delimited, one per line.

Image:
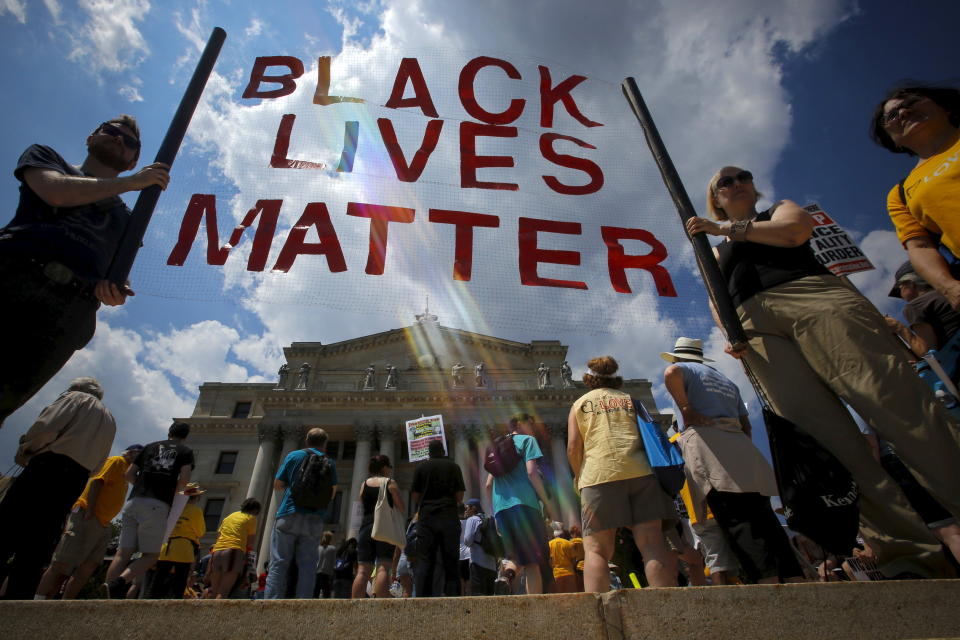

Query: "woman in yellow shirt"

xmin=206 ymin=498 xmax=261 ymax=599
xmin=871 ymin=85 xmax=960 ymax=306
xmin=567 ymin=356 xmax=678 ymax=592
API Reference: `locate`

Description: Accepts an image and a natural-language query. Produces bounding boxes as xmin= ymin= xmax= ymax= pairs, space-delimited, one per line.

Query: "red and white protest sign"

xmin=804 ymin=203 xmax=874 ymax=277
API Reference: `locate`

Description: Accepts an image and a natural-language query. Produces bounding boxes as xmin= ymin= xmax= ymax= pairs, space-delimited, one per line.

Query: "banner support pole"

xmin=620 ymin=76 xmax=748 ymax=350
xmin=107 ymin=27 xmax=227 ymax=285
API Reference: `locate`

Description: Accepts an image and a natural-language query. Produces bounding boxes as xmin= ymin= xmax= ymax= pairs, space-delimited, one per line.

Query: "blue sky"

xmin=1 ymin=0 xmax=957 ymax=464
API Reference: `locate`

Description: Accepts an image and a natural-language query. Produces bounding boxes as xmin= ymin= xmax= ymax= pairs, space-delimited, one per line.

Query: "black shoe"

xmin=105 ymin=577 xmax=128 ymax=599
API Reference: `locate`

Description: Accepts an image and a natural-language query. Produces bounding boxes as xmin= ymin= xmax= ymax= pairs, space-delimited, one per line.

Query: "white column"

xmin=453 ymin=424 xmax=475 ymax=499
xmin=378 ymin=424 xmax=397 ymax=466
xmin=247 ymin=425 xmax=281 ymax=503
xmin=257 ymin=426 xmax=302 ymax=571
xmin=347 ymin=424 xmax=374 ymax=538
xmin=548 ymin=422 xmax=578 ymax=527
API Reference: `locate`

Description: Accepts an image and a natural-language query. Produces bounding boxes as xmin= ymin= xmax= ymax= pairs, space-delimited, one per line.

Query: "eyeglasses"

xmin=882 ymin=95 xmax=925 ymax=127
xmin=714 ymin=171 xmax=753 ymax=191
xmin=98 ymin=122 xmax=141 ymax=150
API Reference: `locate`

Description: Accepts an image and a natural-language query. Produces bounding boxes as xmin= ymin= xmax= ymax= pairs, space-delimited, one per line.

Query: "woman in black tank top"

xmin=681 ymin=166 xmax=960 ymax=579
xmin=352 ymin=454 xmax=405 ymax=598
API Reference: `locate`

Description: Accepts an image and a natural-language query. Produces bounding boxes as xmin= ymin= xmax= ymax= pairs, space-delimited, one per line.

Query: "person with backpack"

xmin=264 ymin=428 xmax=338 ymax=599
xmin=461 ymin=498 xmax=498 ymax=595
xmin=484 ymin=413 xmax=558 ymax=594
xmin=332 ymin=538 xmax=357 ymax=598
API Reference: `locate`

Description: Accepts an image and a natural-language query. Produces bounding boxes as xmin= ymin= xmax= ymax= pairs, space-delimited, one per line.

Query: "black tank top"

xmin=361 ymin=478 xmax=393 ymax=517
xmin=716 ymin=206 xmax=830 ymax=307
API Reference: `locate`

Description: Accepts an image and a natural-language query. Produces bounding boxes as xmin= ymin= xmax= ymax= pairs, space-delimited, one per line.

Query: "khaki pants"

xmin=739 ymin=275 xmax=960 ymax=578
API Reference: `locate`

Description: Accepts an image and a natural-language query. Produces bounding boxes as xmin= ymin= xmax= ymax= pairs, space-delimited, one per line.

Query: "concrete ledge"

xmin=1 ymin=581 xmax=958 ymax=640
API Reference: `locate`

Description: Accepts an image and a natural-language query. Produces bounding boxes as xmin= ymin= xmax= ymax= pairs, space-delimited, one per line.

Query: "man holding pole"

xmin=0 ymin=116 xmax=170 ymax=426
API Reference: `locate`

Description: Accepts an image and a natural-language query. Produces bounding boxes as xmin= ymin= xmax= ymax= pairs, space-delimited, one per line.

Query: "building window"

xmin=341 ymin=441 xmax=356 ymax=460
xmin=204 ymin=498 xmax=225 ymax=532
xmin=215 ymin=451 xmax=238 ymax=475
xmin=325 ymin=491 xmax=343 ymax=525
xmin=232 ymin=402 xmax=252 ymax=418
xmin=326 ymin=441 xmax=340 ymax=460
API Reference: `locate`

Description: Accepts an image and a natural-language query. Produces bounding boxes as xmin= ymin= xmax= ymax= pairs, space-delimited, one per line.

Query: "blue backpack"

xmin=632 ymin=398 xmax=685 ymax=496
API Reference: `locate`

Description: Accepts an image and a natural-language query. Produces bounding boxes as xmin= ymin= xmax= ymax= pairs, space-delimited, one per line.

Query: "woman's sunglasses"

xmin=714 ymin=170 xmax=753 ymax=191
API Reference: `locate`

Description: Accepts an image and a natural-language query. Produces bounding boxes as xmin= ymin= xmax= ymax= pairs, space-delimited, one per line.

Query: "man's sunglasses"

xmin=714 ymin=170 xmax=753 ymax=191
xmin=98 ymin=122 xmax=140 ymax=150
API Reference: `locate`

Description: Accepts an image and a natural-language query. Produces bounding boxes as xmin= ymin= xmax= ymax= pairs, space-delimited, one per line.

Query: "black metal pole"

xmin=107 ymin=27 xmax=227 ymax=285
xmin=620 ymin=77 xmax=748 ymax=349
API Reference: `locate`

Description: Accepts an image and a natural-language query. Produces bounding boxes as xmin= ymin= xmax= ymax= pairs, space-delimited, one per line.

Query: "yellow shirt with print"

xmin=73 ymin=455 xmax=129 ymax=527
xmin=887 ymin=135 xmax=960 ymax=256
xmin=159 ymin=503 xmax=206 ymax=563
xmin=211 ymin=511 xmax=258 ymax=553
xmin=573 ymin=388 xmax=652 ymax=490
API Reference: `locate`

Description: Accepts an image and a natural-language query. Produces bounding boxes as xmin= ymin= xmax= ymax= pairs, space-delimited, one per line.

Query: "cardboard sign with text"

xmin=804 ymin=203 xmax=874 ymax=276
xmin=405 ymin=415 xmax=446 ymax=462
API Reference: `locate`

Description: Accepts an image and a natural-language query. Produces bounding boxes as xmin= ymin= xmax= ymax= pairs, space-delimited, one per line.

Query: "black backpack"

xmin=483 ymin=434 xmax=522 ymax=477
xmin=289 ymin=449 xmax=334 ymax=510
xmin=474 ymin=514 xmax=504 ymax=557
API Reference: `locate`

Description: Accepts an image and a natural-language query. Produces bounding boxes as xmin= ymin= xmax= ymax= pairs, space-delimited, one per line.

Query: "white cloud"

xmin=847 ymin=229 xmax=908 ymax=317
xmin=67 ymin=0 xmax=151 ymax=75
xmin=142 ymin=320 xmax=251 ymax=394
xmin=119 ymin=83 xmax=143 ymax=102
xmin=43 ymin=0 xmax=60 ymax=22
xmin=244 ymin=17 xmax=264 ymax=38
xmin=0 ymin=0 xmax=26 ymax=23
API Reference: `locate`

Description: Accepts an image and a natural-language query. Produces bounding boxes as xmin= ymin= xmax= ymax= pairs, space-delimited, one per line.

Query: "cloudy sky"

xmin=1 ymin=0 xmax=957 ymax=464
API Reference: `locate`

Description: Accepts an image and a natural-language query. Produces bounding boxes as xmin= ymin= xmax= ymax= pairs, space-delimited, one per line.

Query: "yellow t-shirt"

xmin=73 ymin=455 xmax=129 ymax=526
xmin=573 ymin=388 xmax=652 ymax=489
xmin=569 ymin=537 xmax=585 ymax=572
xmin=159 ymin=503 xmax=206 ymax=563
xmin=211 ymin=511 xmax=258 ymax=553
xmin=887 ymin=134 xmax=960 ymax=256
xmin=549 ymin=537 xmax=577 ymax=579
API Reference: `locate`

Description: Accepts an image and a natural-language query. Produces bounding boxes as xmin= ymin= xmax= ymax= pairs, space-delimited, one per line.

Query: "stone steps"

xmin=2 ymin=580 xmax=958 ymax=640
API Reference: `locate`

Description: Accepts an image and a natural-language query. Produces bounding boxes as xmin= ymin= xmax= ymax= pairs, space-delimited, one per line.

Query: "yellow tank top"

xmin=573 ymin=388 xmax=652 ymax=489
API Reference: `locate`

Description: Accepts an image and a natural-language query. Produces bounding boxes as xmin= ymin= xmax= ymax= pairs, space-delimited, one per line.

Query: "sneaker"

xmin=105 ymin=577 xmax=128 ymax=599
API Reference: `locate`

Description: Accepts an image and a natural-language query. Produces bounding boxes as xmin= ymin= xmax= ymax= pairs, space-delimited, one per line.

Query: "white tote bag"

xmin=371 ymin=477 xmax=406 ymax=547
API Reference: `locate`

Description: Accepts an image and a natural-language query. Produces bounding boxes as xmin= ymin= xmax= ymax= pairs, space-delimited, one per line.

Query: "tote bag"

xmin=632 ymin=398 xmax=686 ymax=496
xmin=371 ymin=477 xmax=407 ymax=548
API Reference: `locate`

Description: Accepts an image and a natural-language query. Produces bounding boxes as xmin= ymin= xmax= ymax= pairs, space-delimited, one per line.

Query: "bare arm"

xmin=566 ymin=406 xmax=584 ymax=483
xmin=686 ymin=199 xmax=814 ymax=248
xmin=125 ymin=463 xmax=140 ymax=485
xmin=22 ymin=164 xmax=170 ymax=208
xmin=663 ymin=365 xmax=711 ymax=427
xmin=526 ymin=459 xmax=557 ymax=521
xmin=388 ymin=479 xmax=406 ymax=513
xmin=707 ymin=248 xmax=747 ymax=359
xmin=274 ymin=478 xmax=286 ymax=491
xmin=738 ymin=415 xmax=752 ymax=439
xmin=863 ymin=433 xmax=881 ymax=463
xmin=884 ymin=315 xmax=930 ymax=358
xmin=484 ymin=474 xmax=493 ymax=506
xmin=905 ymin=236 xmax=960 ymax=310
xmin=176 ymin=465 xmax=192 ymax=492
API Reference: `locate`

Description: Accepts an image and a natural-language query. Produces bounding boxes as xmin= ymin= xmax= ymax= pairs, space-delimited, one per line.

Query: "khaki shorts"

xmin=580 ymin=475 xmax=677 ymax=536
xmin=51 ymin=508 xmax=111 ymax=570
xmin=119 ymin=497 xmax=170 ymax=554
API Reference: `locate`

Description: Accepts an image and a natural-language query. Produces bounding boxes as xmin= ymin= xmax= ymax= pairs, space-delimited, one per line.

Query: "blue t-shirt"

xmin=491 ymin=434 xmax=542 ymax=514
xmin=673 ymin=362 xmax=747 ymax=430
xmin=274 ymin=448 xmax=338 ymax=519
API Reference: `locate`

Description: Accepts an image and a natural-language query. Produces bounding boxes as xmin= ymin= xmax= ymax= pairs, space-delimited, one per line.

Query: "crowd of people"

xmin=1 ymin=84 xmax=960 ymax=599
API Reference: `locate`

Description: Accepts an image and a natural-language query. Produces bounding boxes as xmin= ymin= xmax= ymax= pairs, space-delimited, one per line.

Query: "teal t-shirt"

xmin=274 ymin=448 xmax=338 ymax=518
xmin=491 ymin=434 xmax=543 ymax=514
